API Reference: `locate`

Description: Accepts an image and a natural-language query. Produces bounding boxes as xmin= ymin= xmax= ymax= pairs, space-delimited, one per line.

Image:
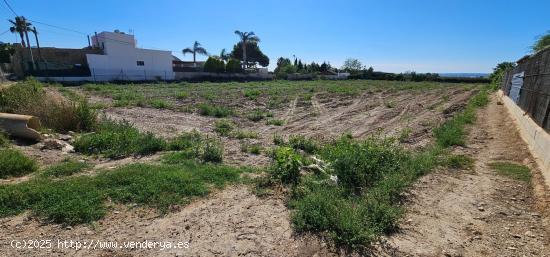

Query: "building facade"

xmin=86 ymin=31 xmax=174 ymax=80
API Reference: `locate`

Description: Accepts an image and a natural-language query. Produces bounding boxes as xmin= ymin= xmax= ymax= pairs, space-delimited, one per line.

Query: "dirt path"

xmin=379 ymin=94 xmax=550 ymax=256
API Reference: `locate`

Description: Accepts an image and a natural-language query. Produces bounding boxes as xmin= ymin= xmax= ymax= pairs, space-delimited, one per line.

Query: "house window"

xmin=137 ymin=61 xmax=145 ymax=66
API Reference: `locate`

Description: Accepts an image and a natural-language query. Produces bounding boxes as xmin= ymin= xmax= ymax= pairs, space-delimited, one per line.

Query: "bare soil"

xmin=376 ymin=94 xmax=550 ymax=257
xmin=2 ymin=89 xmax=549 ymax=257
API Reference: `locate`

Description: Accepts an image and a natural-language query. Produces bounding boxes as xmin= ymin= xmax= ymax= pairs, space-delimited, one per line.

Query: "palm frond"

xmin=195 ymin=47 xmax=208 ymax=56
xmin=182 ymin=48 xmax=193 ymax=55
xmin=248 ymin=35 xmax=260 ymax=43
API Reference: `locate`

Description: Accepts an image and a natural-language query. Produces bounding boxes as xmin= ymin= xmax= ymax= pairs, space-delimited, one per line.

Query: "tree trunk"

xmin=242 ymin=41 xmax=247 ymax=69
xmin=33 ymin=30 xmax=42 ymax=61
xmin=24 ymin=30 xmax=35 ymax=70
xmin=193 ymin=52 xmax=196 ymax=67
xmin=19 ymin=32 xmax=26 ymax=48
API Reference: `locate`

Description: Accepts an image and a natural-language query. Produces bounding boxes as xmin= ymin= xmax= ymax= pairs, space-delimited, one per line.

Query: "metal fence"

xmin=501 ymin=47 xmax=550 ymax=132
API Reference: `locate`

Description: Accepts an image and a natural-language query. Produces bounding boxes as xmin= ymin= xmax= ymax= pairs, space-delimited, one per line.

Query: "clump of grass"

xmin=198 ymin=103 xmax=233 ymax=118
xmin=0 ymin=161 xmax=245 ymax=225
xmin=244 ymin=89 xmax=261 ymax=100
xmin=444 ymin=154 xmax=474 ymax=169
xmin=148 ymin=99 xmax=171 ymax=109
xmin=247 ymin=109 xmax=269 ymax=122
xmin=112 ymin=91 xmax=145 ymax=107
xmin=214 ymin=119 xmax=234 ymax=136
xmin=489 ymin=162 xmax=531 ymax=182
xmin=384 ymin=100 xmax=395 ymax=108
xmin=0 ymin=79 xmax=98 ymax=132
xmin=0 ymin=148 xmax=38 ymax=178
xmin=41 ymin=160 xmax=91 ymax=177
xmin=398 ymin=127 xmax=412 ymax=143
xmin=288 ymin=135 xmax=318 ymax=154
xmin=175 ymin=91 xmax=189 ymax=99
xmin=273 ymin=134 xmax=285 ymax=145
xmin=270 ymin=147 xmax=302 ymax=184
xmin=266 ymin=119 xmax=284 ymax=126
xmin=74 ymin=120 xmax=165 ymax=159
xmin=434 ymin=89 xmax=489 ymax=147
xmin=164 ymin=131 xmax=224 ymax=163
xmin=233 ymin=130 xmax=259 ymax=139
xmin=241 ymin=143 xmax=263 ymax=155
xmin=0 ymin=132 xmax=8 ymax=147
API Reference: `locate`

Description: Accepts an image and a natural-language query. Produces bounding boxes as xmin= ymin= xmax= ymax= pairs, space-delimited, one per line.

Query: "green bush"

xmin=202 ymin=139 xmax=224 ymax=163
xmin=244 ymin=89 xmax=261 ymax=100
xmin=241 ymin=143 xmax=262 ymax=155
xmin=321 ymin=137 xmax=405 ymax=195
xmin=203 ymin=57 xmax=225 ymax=73
xmin=273 ymin=134 xmax=285 ymax=145
xmin=0 ymin=148 xmax=38 ymax=178
xmin=214 ymin=119 xmax=234 ymax=136
xmin=0 ymin=132 xmax=8 ymax=147
xmin=41 ymin=160 xmax=91 ymax=177
xmin=198 ymin=103 xmax=233 ymax=118
xmin=225 ymin=59 xmax=243 ymax=73
xmin=288 ymin=135 xmax=318 ymax=154
xmin=74 ymin=120 xmax=166 ymax=158
xmin=270 ymin=147 xmax=301 ymax=184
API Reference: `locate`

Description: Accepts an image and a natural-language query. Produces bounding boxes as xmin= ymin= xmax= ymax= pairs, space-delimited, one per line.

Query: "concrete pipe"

xmin=0 ymin=113 xmax=42 ymax=141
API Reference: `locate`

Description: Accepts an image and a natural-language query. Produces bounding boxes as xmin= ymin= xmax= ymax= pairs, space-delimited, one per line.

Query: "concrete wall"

xmin=499 ymin=90 xmax=550 ymax=188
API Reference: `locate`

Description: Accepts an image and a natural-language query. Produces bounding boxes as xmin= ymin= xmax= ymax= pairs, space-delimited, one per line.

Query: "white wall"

xmin=87 ymin=32 xmax=174 ymax=81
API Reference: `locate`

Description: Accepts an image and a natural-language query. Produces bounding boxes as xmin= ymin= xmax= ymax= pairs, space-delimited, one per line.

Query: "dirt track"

xmin=378 ymin=94 xmax=550 ymax=256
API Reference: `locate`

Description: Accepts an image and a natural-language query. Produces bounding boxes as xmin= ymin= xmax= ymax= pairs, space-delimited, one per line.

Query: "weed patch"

xmin=489 ymin=162 xmax=531 ymax=182
xmin=0 ymin=148 xmax=38 ymax=178
xmin=41 ymin=160 xmax=91 ymax=177
xmin=198 ymin=103 xmax=233 ymax=118
xmin=214 ymin=119 xmax=234 ymax=136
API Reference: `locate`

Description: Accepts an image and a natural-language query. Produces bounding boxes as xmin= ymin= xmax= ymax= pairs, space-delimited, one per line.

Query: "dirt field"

xmin=1 ymin=81 xmax=549 ymax=256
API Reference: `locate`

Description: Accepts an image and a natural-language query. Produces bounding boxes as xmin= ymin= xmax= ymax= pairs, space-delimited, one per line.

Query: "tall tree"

xmin=9 ymin=16 xmax=31 ymax=48
xmin=219 ymin=48 xmax=230 ymax=61
xmin=182 ymin=41 xmax=208 ymax=66
xmin=230 ymin=41 xmax=269 ymax=67
xmin=532 ymin=30 xmax=550 ymax=53
xmin=234 ymin=30 xmax=260 ymax=68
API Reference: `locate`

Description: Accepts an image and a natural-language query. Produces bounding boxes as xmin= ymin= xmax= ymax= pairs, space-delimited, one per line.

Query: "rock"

xmin=41 ymin=139 xmax=65 ymax=150
xmin=512 ymin=234 xmax=521 ymax=239
xmin=507 ymin=246 xmax=517 ymax=250
xmin=477 ymin=206 xmax=485 ymax=212
xmin=58 ymin=134 xmax=73 ymax=141
xmin=524 ymin=231 xmax=536 ymax=238
xmin=61 ymin=144 xmax=75 ymax=153
xmin=329 ymin=175 xmax=338 ymax=185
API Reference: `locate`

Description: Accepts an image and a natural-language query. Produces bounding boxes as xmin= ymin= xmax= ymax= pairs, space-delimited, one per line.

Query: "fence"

xmin=501 ymin=47 xmax=550 ymax=132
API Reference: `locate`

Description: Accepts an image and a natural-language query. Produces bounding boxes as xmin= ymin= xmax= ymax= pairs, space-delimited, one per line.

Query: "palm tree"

xmin=234 ymin=30 xmax=259 ymax=69
xmin=182 ymin=41 xmax=208 ymax=67
xmin=9 ymin=16 xmax=31 ymax=48
xmin=219 ymin=48 xmax=230 ymax=61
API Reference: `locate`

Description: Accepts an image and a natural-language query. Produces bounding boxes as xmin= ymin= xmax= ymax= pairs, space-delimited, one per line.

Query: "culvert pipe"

xmin=0 ymin=113 xmax=42 ymax=141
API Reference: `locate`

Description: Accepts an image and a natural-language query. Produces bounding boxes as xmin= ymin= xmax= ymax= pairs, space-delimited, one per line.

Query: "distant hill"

xmin=439 ymin=73 xmax=489 ymax=78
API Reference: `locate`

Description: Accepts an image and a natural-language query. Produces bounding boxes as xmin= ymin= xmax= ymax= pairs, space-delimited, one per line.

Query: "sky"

xmin=1 ymin=0 xmax=549 ymax=73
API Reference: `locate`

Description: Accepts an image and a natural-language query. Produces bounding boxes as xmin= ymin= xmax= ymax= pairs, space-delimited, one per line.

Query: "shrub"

xmin=0 ymin=148 xmax=38 ymax=178
xmin=175 ymin=91 xmax=189 ymax=99
xmin=41 ymin=160 xmax=91 ymax=177
xmin=214 ymin=119 xmax=234 ymax=136
xmin=203 ymin=57 xmax=225 ymax=73
xmin=270 ymin=147 xmax=301 ymax=184
xmin=198 ymin=103 xmax=233 ymax=118
xmin=202 ymin=139 xmax=223 ymax=163
xmin=273 ymin=134 xmax=285 ymax=145
xmin=226 ymin=59 xmax=243 ymax=73
xmin=247 ymin=109 xmax=268 ymax=122
xmin=288 ymin=135 xmax=318 ymax=154
xmin=74 ymin=120 xmax=166 ymax=158
xmin=0 ymin=132 xmax=8 ymax=147
xmin=444 ymin=154 xmax=474 ymax=169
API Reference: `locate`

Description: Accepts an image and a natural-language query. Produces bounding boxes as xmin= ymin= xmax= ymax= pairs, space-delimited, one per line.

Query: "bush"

xmin=0 ymin=79 xmax=97 ymax=132
xmin=226 ymin=59 xmax=243 ymax=73
xmin=241 ymin=143 xmax=262 ymax=155
xmin=214 ymin=119 xmax=234 ymax=136
xmin=0 ymin=148 xmax=38 ymax=178
xmin=198 ymin=103 xmax=233 ymax=118
xmin=74 ymin=120 xmax=165 ymax=158
xmin=203 ymin=57 xmax=225 ymax=73
xmin=244 ymin=89 xmax=261 ymax=100
xmin=273 ymin=134 xmax=285 ymax=145
xmin=0 ymin=132 xmax=8 ymax=147
xmin=233 ymin=130 xmax=259 ymax=139
xmin=202 ymin=139 xmax=224 ymax=163
xmin=444 ymin=154 xmax=474 ymax=169
xmin=41 ymin=160 xmax=91 ymax=177
xmin=270 ymin=147 xmax=301 ymax=184
xmin=288 ymin=135 xmax=318 ymax=154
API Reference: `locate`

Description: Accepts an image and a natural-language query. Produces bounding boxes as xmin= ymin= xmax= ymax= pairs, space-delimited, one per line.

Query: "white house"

xmin=86 ymin=30 xmax=174 ymax=81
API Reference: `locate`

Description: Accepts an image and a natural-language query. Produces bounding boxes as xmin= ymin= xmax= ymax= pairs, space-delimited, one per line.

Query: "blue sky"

xmin=1 ymin=0 xmax=549 ymax=73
